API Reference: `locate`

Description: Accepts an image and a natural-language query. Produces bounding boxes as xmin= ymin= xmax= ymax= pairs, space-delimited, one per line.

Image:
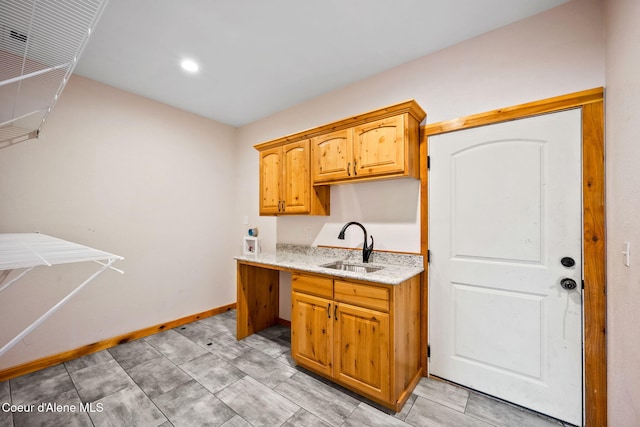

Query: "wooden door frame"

xmin=419 ymin=87 xmax=605 ymax=426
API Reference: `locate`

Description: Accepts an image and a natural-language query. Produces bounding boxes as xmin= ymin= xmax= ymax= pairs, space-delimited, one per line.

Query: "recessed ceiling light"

xmin=180 ymin=59 xmax=199 ymax=73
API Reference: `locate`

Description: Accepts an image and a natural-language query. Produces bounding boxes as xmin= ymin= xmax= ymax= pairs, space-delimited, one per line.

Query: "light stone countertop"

xmin=234 ymin=244 xmax=423 ymax=285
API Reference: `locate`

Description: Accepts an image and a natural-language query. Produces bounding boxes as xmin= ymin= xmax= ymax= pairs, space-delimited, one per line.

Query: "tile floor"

xmin=0 ymin=310 xmax=573 ymax=427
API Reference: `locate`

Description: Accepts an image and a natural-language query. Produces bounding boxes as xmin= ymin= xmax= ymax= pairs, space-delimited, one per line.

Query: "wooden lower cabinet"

xmin=291 ymin=272 xmax=421 ymax=412
xmin=334 ymin=303 xmax=390 ymax=402
xmin=291 ymin=291 xmax=333 ymax=377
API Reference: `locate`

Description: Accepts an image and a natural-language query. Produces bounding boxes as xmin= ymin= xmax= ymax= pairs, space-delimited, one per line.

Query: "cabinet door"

xmin=259 ymin=147 xmax=282 ymax=215
xmin=334 ymin=303 xmax=390 ymax=401
xmin=291 ymin=291 xmax=333 ymax=376
xmin=353 ymin=115 xmax=405 ymax=178
xmin=282 ymin=141 xmax=311 ymax=213
xmin=312 ymin=129 xmax=353 ymax=183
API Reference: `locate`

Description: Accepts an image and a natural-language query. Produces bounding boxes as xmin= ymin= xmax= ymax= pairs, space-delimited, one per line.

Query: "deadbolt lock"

xmin=560 ymin=278 xmax=577 ymax=290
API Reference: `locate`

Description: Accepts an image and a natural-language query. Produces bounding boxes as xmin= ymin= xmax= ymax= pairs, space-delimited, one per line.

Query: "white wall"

xmin=234 ymin=0 xmax=604 ymax=320
xmin=0 ymin=76 xmax=238 ymax=370
xmin=605 ymin=0 xmax=640 ymax=424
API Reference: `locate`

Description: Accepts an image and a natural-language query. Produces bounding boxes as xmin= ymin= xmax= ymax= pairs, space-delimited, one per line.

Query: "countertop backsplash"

xmin=275 ymin=243 xmax=423 ymax=268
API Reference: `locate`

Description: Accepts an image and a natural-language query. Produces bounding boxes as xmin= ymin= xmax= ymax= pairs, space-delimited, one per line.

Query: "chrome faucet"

xmin=338 ymin=221 xmax=374 ymax=263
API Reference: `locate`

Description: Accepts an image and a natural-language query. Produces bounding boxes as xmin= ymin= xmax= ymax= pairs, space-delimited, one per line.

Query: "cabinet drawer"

xmin=334 ymin=280 xmax=390 ymax=312
xmin=292 ymin=273 xmax=333 ymax=298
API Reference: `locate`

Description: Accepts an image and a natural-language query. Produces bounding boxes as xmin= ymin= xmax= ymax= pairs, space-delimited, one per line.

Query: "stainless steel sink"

xmin=321 ymin=261 xmax=383 ymax=273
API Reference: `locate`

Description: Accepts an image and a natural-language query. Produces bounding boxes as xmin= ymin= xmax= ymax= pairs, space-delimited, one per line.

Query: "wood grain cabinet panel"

xmin=258 ymin=147 xmax=282 ymax=215
xmin=311 ymin=129 xmax=353 ymax=183
xmin=292 ymin=273 xmax=333 ymax=298
xmin=291 ymin=291 xmax=333 ymax=377
xmin=236 ymin=263 xmax=279 ymax=339
xmin=334 ymin=279 xmax=390 ymax=312
xmin=258 ymin=140 xmax=329 ymax=216
xmin=334 ymin=303 xmax=390 ymax=401
xmin=353 ymin=115 xmax=406 ymax=178
xmin=282 ymin=142 xmax=311 ymax=214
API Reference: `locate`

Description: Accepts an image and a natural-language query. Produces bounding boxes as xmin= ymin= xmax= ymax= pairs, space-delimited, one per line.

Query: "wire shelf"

xmin=0 ymin=0 xmax=109 ymax=149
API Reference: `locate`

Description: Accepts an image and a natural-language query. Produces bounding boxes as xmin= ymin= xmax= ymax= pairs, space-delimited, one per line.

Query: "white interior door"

xmin=428 ymin=109 xmax=583 ymax=425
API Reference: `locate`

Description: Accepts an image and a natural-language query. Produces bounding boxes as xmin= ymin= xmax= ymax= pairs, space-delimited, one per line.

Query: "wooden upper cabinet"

xmin=259 ymin=147 xmax=282 ymax=215
xmin=282 ymin=141 xmax=310 ymax=214
xmin=310 ymin=102 xmax=424 ymax=185
xmin=353 ymin=115 xmax=406 ymax=178
xmin=255 ymin=100 xmax=424 ymax=214
xmin=311 ymin=129 xmax=353 ymax=183
xmin=258 ymin=140 xmax=329 ymax=216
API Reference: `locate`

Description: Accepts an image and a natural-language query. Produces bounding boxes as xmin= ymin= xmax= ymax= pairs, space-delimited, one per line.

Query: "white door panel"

xmin=452 ymin=139 xmax=544 ymax=263
xmin=453 ymin=283 xmax=545 ymax=378
xmin=429 ymin=109 xmax=582 ymax=425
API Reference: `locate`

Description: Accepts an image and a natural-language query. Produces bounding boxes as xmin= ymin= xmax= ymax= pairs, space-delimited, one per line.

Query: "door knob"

xmin=560 ymin=278 xmax=577 ymax=290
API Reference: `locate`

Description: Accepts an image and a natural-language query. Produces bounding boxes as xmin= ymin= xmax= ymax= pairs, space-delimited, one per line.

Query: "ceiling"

xmin=74 ymin=0 xmax=569 ymax=127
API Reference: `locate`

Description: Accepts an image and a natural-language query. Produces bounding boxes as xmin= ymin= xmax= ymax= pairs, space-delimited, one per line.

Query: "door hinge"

xmin=427 ymin=250 xmax=431 ymax=263
xmin=582 ymin=279 xmax=585 ymax=290
xmin=427 ymin=345 xmax=431 ymax=358
xmin=427 ymin=156 xmax=431 ymax=170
